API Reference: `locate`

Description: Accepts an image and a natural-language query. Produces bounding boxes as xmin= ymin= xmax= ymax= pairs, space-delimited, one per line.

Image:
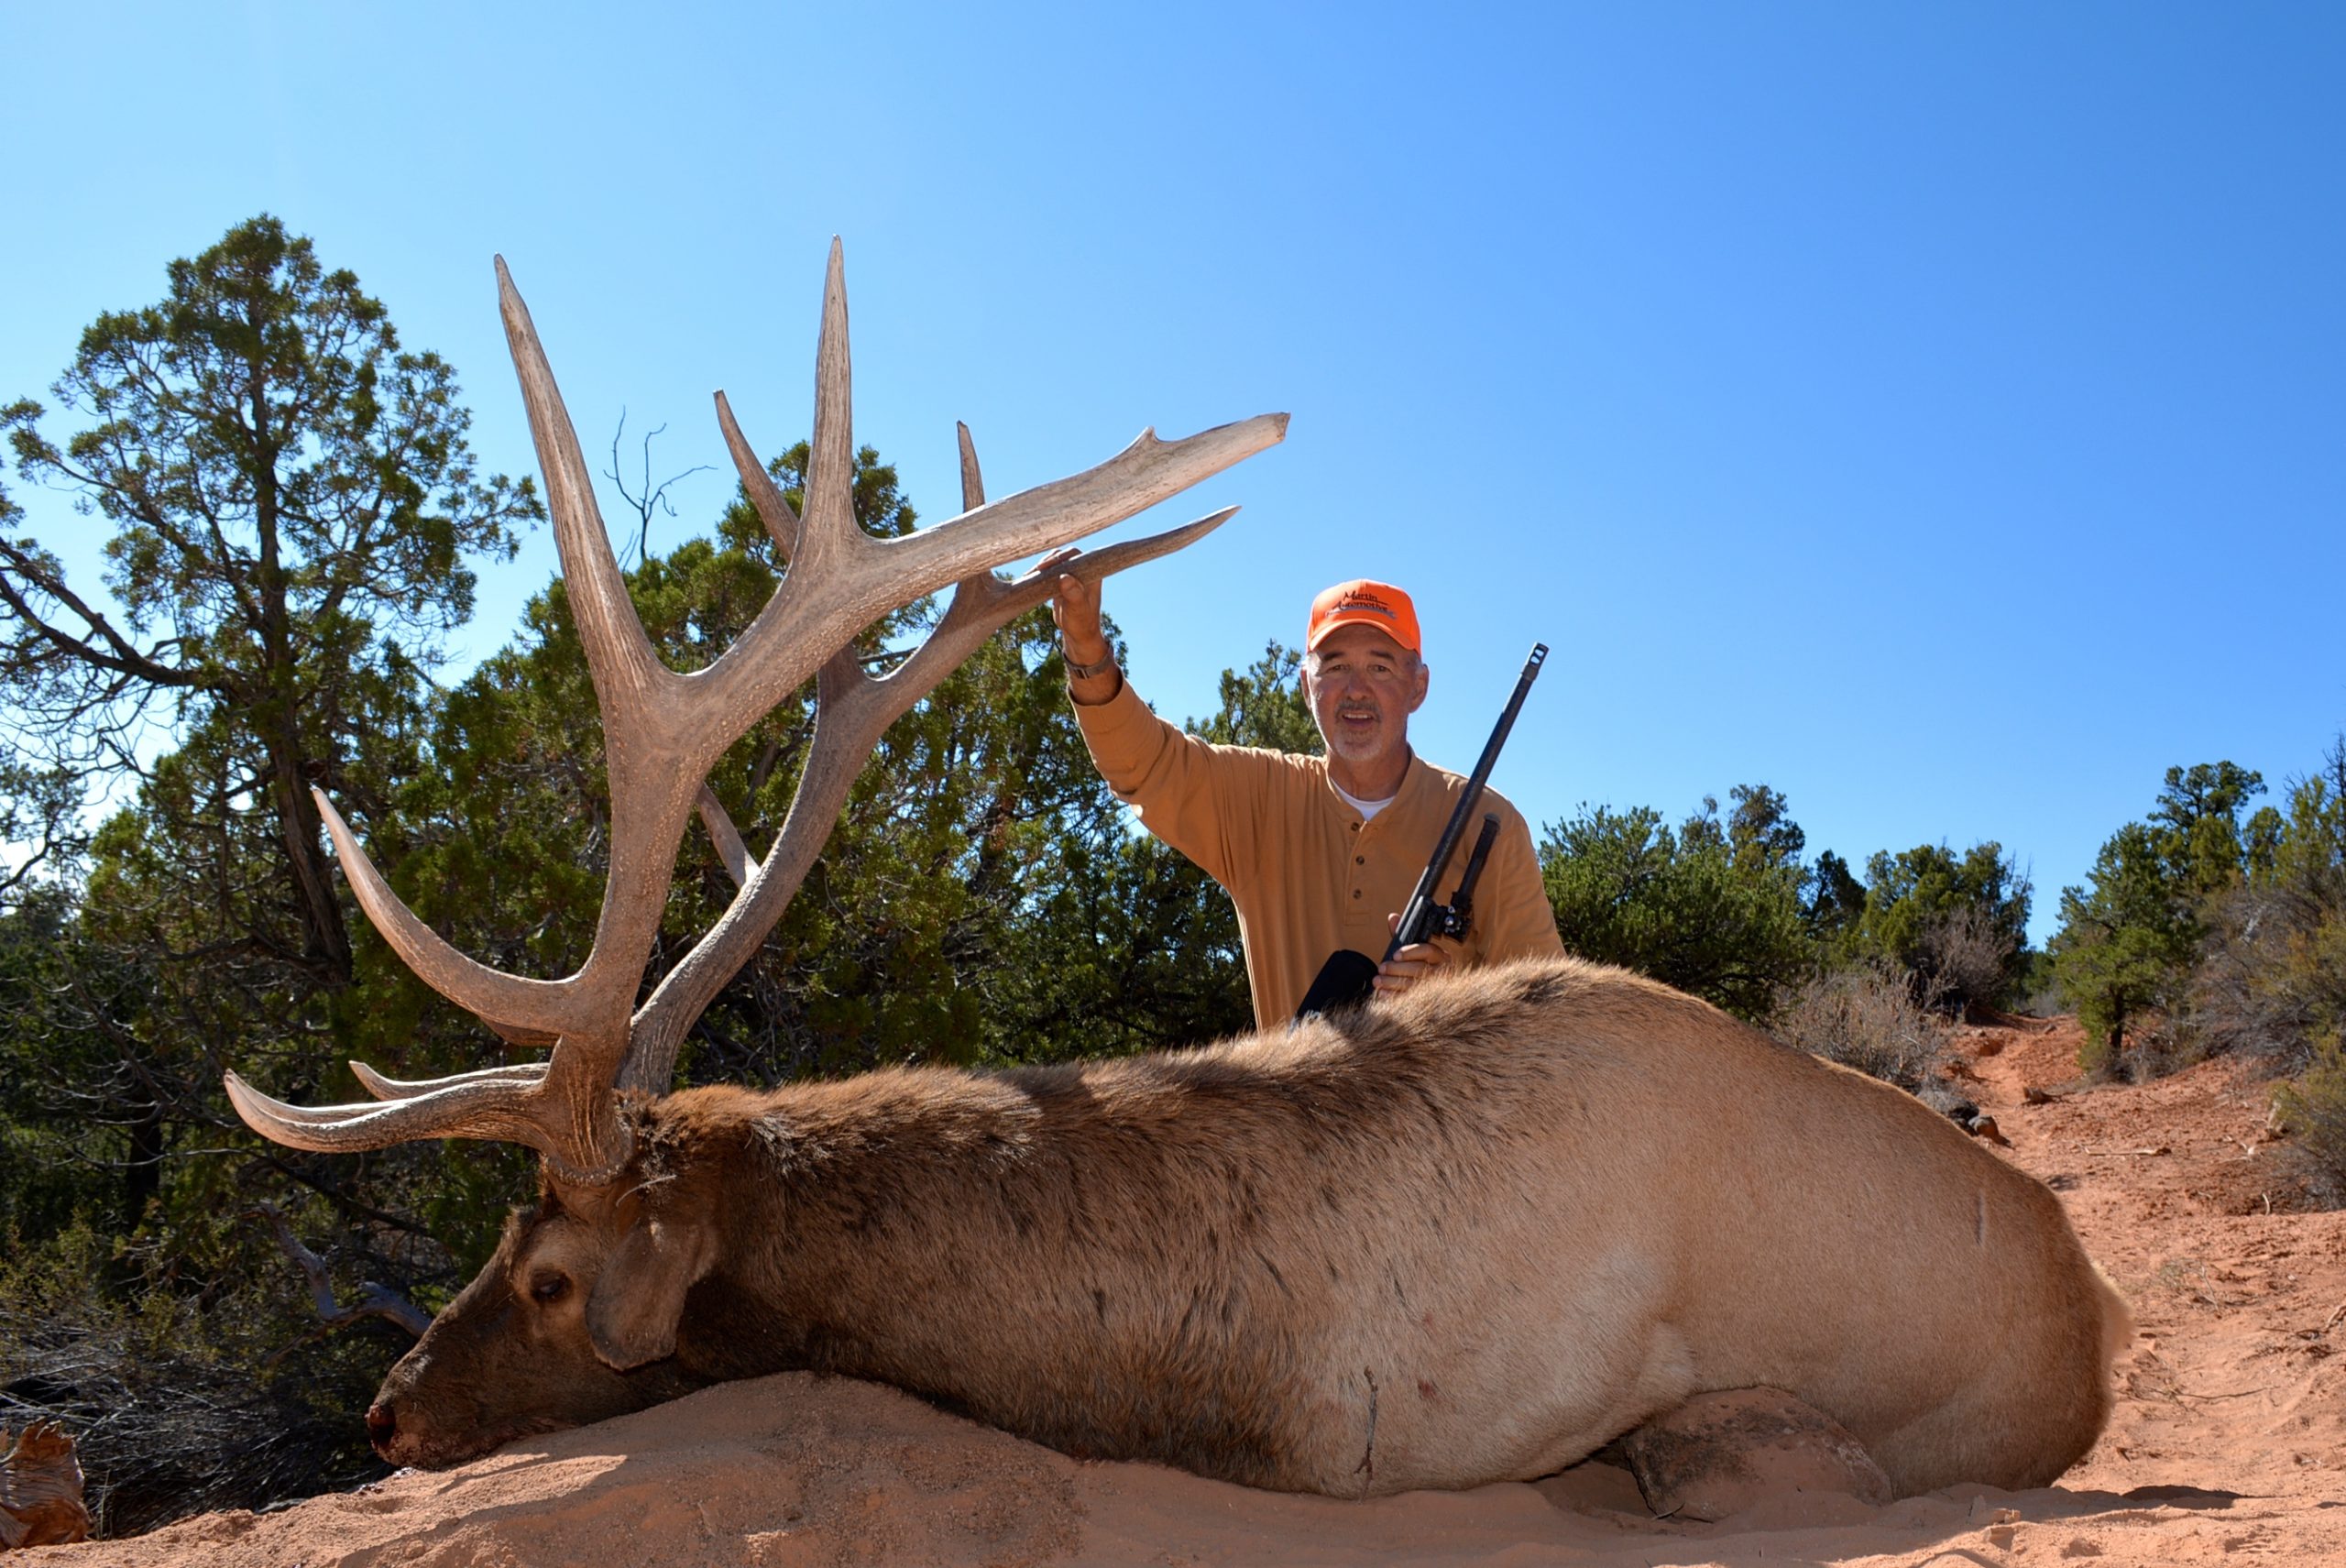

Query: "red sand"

xmin=34 ymin=1018 xmax=2346 ymax=1567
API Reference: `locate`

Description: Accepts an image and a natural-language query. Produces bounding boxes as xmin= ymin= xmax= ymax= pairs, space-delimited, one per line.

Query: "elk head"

xmin=225 ymin=242 xmax=1285 ymax=1467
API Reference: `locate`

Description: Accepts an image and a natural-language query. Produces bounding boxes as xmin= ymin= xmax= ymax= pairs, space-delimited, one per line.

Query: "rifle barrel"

xmin=1379 ymin=642 xmax=1549 ymax=961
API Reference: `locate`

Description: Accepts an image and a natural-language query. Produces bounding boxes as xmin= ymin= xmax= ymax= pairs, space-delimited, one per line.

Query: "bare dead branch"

xmin=249 ymin=1203 xmax=432 ymax=1340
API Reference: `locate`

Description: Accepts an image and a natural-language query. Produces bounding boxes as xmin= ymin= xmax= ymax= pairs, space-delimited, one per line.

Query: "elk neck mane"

xmin=621 ymin=957 xmax=1706 ymax=1226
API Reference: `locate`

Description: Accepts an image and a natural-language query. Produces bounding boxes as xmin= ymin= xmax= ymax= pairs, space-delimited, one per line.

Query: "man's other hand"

xmin=1374 ymin=912 xmax=1457 ymax=997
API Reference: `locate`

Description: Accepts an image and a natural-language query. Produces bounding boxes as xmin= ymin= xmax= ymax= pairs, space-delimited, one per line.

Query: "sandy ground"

xmin=28 ymin=1018 xmax=2346 ymax=1567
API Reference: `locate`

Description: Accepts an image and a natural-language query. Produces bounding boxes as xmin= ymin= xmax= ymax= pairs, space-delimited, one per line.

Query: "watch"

xmin=1065 ymin=649 xmax=1119 ymax=683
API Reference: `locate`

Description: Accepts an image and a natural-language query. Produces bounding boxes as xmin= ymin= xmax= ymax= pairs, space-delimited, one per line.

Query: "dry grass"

xmin=1913 ymin=903 xmax=2021 ymax=1020
xmin=1772 ymin=962 xmax=1950 ymax=1094
xmin=0 ymin=1224 xmax=388 ymax=1536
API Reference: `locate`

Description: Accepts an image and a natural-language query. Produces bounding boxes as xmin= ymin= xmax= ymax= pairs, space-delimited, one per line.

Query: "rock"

xmin=0 ymin=1420 xmax=89 ymax=1548
xmin=1616 ymin=1387 xmax=1892 ymax=1523
xmin=1918 ymin=1087 xmax=1979 ymax=1124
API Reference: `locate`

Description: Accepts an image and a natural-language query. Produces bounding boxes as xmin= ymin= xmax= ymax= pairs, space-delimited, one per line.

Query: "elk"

xmin=225 ymin=246 xmax=2128 ymax=1499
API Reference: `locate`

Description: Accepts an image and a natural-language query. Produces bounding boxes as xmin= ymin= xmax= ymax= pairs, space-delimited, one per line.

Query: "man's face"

xmin=1301 ymin=623 xmax=1430 ymax=773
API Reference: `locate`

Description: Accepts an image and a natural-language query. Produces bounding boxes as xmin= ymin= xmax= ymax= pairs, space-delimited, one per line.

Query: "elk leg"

xmin=1616 ymin=1387 xmax=1892 ymax=1522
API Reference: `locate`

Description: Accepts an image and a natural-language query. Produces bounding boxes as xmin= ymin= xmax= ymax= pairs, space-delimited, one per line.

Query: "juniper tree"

xmin=0 ymin=214 xmax=539 ymax=990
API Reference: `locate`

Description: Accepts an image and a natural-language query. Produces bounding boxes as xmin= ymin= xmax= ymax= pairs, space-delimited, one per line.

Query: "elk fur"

xmin=376 ymin=955 xmax=2129 ymax=1496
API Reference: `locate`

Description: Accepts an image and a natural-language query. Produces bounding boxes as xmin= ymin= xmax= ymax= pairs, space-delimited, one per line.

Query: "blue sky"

xmin=4 ymin=3 xmax=2341 ymax=943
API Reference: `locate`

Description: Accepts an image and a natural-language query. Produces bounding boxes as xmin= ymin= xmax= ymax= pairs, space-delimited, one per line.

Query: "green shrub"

xmin=2054 ymin=762 xmax=2276 ymax=1075
xmin=1853 ymin=842 xmax=2032 ymax=1016
xmin=1541 ymin=791 xmax=1811 ymax=1023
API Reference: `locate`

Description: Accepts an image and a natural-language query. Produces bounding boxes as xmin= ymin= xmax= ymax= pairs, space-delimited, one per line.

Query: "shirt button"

xmin=1354 ymin=856 xmax=1365 ymax=865
xmin=1352 ymin=889 xmax=1362 ymax=899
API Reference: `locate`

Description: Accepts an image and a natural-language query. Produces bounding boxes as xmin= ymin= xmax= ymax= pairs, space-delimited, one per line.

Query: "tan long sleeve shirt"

xmin=1073 ymin=679 xmax=1565 ymax=1026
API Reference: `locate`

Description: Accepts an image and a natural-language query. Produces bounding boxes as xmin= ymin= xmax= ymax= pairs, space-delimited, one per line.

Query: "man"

xmin=1043 ymin=556 xmax=1564 ymax=1027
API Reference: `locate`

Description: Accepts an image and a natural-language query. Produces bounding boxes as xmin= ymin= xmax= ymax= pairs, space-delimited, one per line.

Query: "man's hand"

xmin=1040 ymin=546 xmax=1119 ymax=703
xmin=1040 ymin=546 xmax=1107 ymax=660
xmin=1373 ymin=912 xmax=1457 ymax=998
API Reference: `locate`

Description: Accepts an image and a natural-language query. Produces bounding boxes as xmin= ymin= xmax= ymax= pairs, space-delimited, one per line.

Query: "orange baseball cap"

xmin=1306 ymin=579 xmax=1421 ymax=654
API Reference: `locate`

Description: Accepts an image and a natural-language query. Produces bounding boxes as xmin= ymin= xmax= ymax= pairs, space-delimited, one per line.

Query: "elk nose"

xmin=365 ymin=1401 xmax=398 ymax=1453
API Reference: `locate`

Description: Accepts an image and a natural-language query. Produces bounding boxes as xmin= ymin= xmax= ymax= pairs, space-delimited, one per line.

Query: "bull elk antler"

xmin=225 ymin=242 xmax=1286 ymax=1182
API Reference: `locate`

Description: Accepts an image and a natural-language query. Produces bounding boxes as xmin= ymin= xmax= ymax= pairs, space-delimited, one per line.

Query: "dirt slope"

xmin=31 ymin=1018 xmax=2346 ymax=1567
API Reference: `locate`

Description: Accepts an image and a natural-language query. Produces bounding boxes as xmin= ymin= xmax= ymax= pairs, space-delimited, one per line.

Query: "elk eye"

xmin=529 ymin=1271 xmax=571 ymax=1305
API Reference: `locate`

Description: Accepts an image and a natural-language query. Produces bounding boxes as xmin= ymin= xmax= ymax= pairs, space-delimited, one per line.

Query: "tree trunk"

xmin=248 ymin=355 xmax=353 ymax=991
xmin=274 ymin=746 xmax=354 ymax=986
xmin=123 ymin=1092 xmax=164 ymax=1230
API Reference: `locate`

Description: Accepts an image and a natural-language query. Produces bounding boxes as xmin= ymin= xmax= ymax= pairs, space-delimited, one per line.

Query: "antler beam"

xmin=225 ymin=242 xmax=1285 ymax=1183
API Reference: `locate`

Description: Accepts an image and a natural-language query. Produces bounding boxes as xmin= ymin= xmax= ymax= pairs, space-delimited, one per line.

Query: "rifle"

xmin=1293 ymin=641 xmax=1549 ymax=1020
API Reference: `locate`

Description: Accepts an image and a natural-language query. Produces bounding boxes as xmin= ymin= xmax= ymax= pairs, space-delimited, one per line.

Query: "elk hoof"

xmin=1617 ymin=1387 xmax=1892 ymax=1523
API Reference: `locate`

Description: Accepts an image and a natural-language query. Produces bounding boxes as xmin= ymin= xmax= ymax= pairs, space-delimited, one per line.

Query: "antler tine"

xmin=619 ymin=499 xmax=1240 ymax=1095
xmin=225 ymin=1069 xmax=606 ymax=1175
xmin=686 ymin=417 xmax=983 ymax=905
xmin=696 ymin=784 xmax=757 ymax=888
xmin=716 ymin=390 xmax=803 ymax=562
xmin=351 ymin=1061 xmax=549 ymax=1100
xmin=312 ymin=787 xmax=574 ymax=1037
xmin=792 ymin=237 xmax=859 ymax=576
xmin=496 ymin=258 xmax=681 ymax=737
xmin=886 ymin=508 xmax=1238 ymax=711
xmin=958 ymin=420 xmax=984 ymax=511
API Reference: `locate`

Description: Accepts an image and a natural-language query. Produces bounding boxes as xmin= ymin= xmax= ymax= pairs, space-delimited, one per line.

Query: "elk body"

xmin=366 ymin=959 xmax=2126 ymax=1495
xmin=226 ymin=246 xmax=2123 ymax=1500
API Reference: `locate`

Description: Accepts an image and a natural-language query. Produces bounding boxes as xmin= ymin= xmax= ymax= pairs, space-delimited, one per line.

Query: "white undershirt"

xmin=1333 ymin=784 xmax=1397 ymax=822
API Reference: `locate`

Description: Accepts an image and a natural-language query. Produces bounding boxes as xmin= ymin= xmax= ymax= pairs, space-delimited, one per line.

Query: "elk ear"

xmin=585 ymin=1210 xmax=716 ymax=1370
